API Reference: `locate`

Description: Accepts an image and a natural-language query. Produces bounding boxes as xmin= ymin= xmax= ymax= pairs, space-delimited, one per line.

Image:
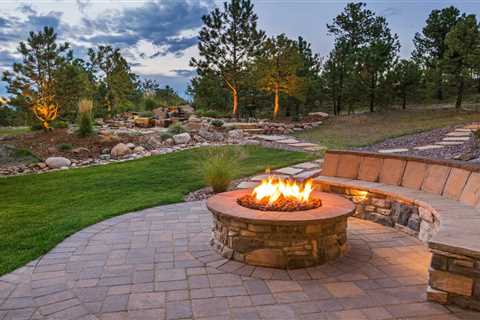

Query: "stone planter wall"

xmin=210 ymin=212 xmax=348 ymax=269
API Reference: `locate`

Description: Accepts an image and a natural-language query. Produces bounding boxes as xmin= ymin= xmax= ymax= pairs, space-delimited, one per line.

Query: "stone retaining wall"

xmin=210 ymin=212 xmax=348 ymax=269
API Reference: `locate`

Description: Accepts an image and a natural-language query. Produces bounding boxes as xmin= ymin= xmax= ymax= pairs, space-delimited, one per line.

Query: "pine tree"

xmin=190 ymin=0 xmax=265 ymax=116
xmin=2 ymin=26 xmax=71 ymax=129
xmin=256 ymin=34 xmax=304 ymax=118
xmin=443 ymin=14 xmax=480 ymax=109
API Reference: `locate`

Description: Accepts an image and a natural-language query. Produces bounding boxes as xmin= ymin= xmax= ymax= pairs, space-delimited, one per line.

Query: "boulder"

xmin=126 ymin=143 xmax=136 ymax=149
xmin=227 ymin=129 xmax=243 ymax=140
xmin=173 ymin=133 xmax=192 ymax=144
xmin=72 ymin=147 xmax=89 ymax=154
xmin=199 ymin=128 xmax=224 ymax=142
xmin=45 ymin=157 xmax=71 ymax=169
xmin=110 ymin=143 xmax=131 ymax=158
xmin=133 ymin=146 xmax=145 ymax=153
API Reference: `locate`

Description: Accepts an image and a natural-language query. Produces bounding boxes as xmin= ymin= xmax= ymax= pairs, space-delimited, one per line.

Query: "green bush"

xmin=57 ymin=143 xmax=72 ymax=151
xmin=197 ymin=147 xmax=246 ymax=193
xmin=30 ymin=123 xmax=44 ymax=131
xmin=144 ymin=99 xmax=157 ymax=111
xmin=52 ymin=120 xmax=69 ymax=129
xmin=196 ymin=109 xmax=229 ymax=118
xmin=210 ymin=119 xmax=224 ymax=128
xmin=167 ymin=122 xmax=186 ymax=134
xmin=159 ymin=132 xmax=173 ymax=141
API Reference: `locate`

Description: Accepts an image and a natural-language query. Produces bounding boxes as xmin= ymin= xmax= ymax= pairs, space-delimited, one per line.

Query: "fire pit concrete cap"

xmin=207 ymin=189 xmax=355 ymax=225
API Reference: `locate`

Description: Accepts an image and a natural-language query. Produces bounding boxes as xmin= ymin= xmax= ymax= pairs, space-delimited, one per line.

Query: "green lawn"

xmin=0 ymin=145 xmax=313 ymax=276
xmin=296 ymin=109 xmax=480 ymax=149
xmin=0 ymin=126 xmax=30 ymax=137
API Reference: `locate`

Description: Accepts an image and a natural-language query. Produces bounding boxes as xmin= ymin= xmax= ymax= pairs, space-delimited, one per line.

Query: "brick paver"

xmin=0 ymin=201 xmax=478 ymax=319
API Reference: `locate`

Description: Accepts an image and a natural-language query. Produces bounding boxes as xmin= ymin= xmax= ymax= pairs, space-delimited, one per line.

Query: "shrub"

xmin=57 ymin=143 xmax=72 ymax=151
xmin=52 ymin=120 xmax=69 ymax=129
xmin=210 ymin=119 xmax=224 ymax=128
xmin=144 ymin=99 xmax=157 ymax=111
xmin=77 ymin=99 xmax=94 ymax=137
xmin=167 ymin=122 xmax=186 ymax=134
xmin=159 ymin=132 xmax=173 ymax=141
xmin=197 ymin=147 xmax=247 ymax=193
xmin=196 ymin=109 xmax=228 ymax=118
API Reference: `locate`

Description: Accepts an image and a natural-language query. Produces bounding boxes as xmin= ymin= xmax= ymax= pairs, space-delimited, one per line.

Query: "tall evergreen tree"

xmin=413 ymin=6 xmax=460 ymax=100
xmin=444 ymin=14 xmax=480 ymax=109
xmin=190 ymin=0 xmax=265 ymax=116
xmin=389 ymin=59 xmax=422 ymax=109
xmin=2 ymin=26 xmax=71 ymax=129
xmin=256 ymin=34 xmax=304 ymax=118
xmin=88 ymin=46 xmax=138 ymax=115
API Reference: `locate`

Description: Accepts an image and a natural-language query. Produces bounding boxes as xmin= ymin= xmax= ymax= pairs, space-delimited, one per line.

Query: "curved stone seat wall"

xmin=314 ymin=150 xmax=480 ymax=311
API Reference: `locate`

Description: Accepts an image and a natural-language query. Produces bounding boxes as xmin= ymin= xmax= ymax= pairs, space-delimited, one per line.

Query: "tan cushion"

xmin=459 ymin=172 xmax=480 ymax=206
xmin=336 ymin=154 xmax=361 ymax=179
xmin=379 ymin=158 xmax=406 ymax=186
xmin=443 ymin=168 xmax=471 ymax=200
xmin=358 ymin=157 xmax=383 ymax=182
xmin=422 ymin=165 xmax=451 ymax=195
xmin=322 ymin=153 xmax=339 ymax=177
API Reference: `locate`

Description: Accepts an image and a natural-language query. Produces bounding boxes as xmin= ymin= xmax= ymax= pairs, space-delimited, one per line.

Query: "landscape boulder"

xmin=227 ymin=129 xmax=243 ymax=140
xmin=45 ymin=157 xmax=71 ymax=169
xmin=111 ymin=143 xmax=131 ymax=158
xmin=133 ymin=146 xmax=145 ymax=153
xmin=173 ymin=133 xmax=192 ymax=144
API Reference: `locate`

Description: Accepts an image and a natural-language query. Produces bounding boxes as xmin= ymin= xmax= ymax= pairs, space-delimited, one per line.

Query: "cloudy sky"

xmin=0 ymin=0 xmax=478 ymax=98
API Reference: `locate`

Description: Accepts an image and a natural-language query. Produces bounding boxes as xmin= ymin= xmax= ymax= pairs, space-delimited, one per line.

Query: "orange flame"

xmin=252 ymin=175 xmax=314 ymax=205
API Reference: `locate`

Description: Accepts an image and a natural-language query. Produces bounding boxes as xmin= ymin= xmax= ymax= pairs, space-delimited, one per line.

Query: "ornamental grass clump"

xmin=198 ymin=147 xmax=247 ymax=193
xmin=77 ymin=99 xmax=94 ymax=137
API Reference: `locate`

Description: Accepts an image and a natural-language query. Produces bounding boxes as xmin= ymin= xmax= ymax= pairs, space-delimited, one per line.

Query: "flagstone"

xmin=436 ymin=141 xmax=465 ymax=146
xmin=378 ymin=148 xmax=409 ymax=153
xmin=289 ymin=142 xmax=319 ymax=148
xmin=413 ymin=145 xmax=445 ymax=151
xmin=273 ymin=167 xmax=304 ymax=175
xmin=236 ymin=181 xmax=259 ymax=189
xmin=293 ymin=162 xmax=320 ymax=169
xmin=253 ymin=135 xmax=289 ymax=141
xmin=446 ymin=132 xmax=471 ymax=137
xmin=277 ymin=139 xmax=300 ymax=144
xmin=442 ymin=137 xmax=470 ymax=141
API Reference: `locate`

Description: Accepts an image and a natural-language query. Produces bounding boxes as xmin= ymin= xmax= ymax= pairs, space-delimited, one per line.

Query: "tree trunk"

xmin=273 ymin=83 xmax=279 ymax=119
xmin=232 ymin=88 xmax=238 ymax=117
xmin=369 ymin=74 xmax=375 ymax=112
xmin=436 ymin=72 xmax=443 ymax=100
xmin=402 ymin=92 xmax=407 ymax=110
xmin=455 ymin=77 xmax=464 ymax=109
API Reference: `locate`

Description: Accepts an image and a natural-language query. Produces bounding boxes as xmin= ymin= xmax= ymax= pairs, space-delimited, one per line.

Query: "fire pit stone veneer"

xmin=207 ymin=189 xmax=355 ymax=269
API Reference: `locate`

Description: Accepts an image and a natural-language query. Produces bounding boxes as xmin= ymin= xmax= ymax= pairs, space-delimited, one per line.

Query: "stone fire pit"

xmin=207 ymin=189 xmax=355 ymax=269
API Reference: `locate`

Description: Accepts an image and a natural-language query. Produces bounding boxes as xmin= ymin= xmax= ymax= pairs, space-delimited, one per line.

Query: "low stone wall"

xmin=317 ymin=184 xmax=439 ymax=242
xmin=428 ymin=250 xmax=480 ymax=310
xmin=210 ymin=212 xmax=348 ymax=269
xmin=317 ymin=181 xmax=480 ymax=311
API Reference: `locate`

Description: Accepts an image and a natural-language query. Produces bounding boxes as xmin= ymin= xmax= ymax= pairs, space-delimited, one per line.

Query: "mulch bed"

xmin=8 ymin=129 xmax=142 ymax=161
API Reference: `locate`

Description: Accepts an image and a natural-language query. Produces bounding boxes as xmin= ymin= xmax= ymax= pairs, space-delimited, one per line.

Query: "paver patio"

xmin=1 ymin=201 xmax=478 ymax=319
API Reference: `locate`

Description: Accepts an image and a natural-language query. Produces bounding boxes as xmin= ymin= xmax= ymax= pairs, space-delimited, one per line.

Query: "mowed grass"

xmin=0 ymin=126 xmax=30 ymax=137
xmin=0 ymin=145 xmax=313 ymax=276
xmin=296 ymin=108 xmax=480 ymax=149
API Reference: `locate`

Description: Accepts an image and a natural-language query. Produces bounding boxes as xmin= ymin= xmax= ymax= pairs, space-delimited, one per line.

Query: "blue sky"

xmin=0 ymin=0 xmax=479 ymax=98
